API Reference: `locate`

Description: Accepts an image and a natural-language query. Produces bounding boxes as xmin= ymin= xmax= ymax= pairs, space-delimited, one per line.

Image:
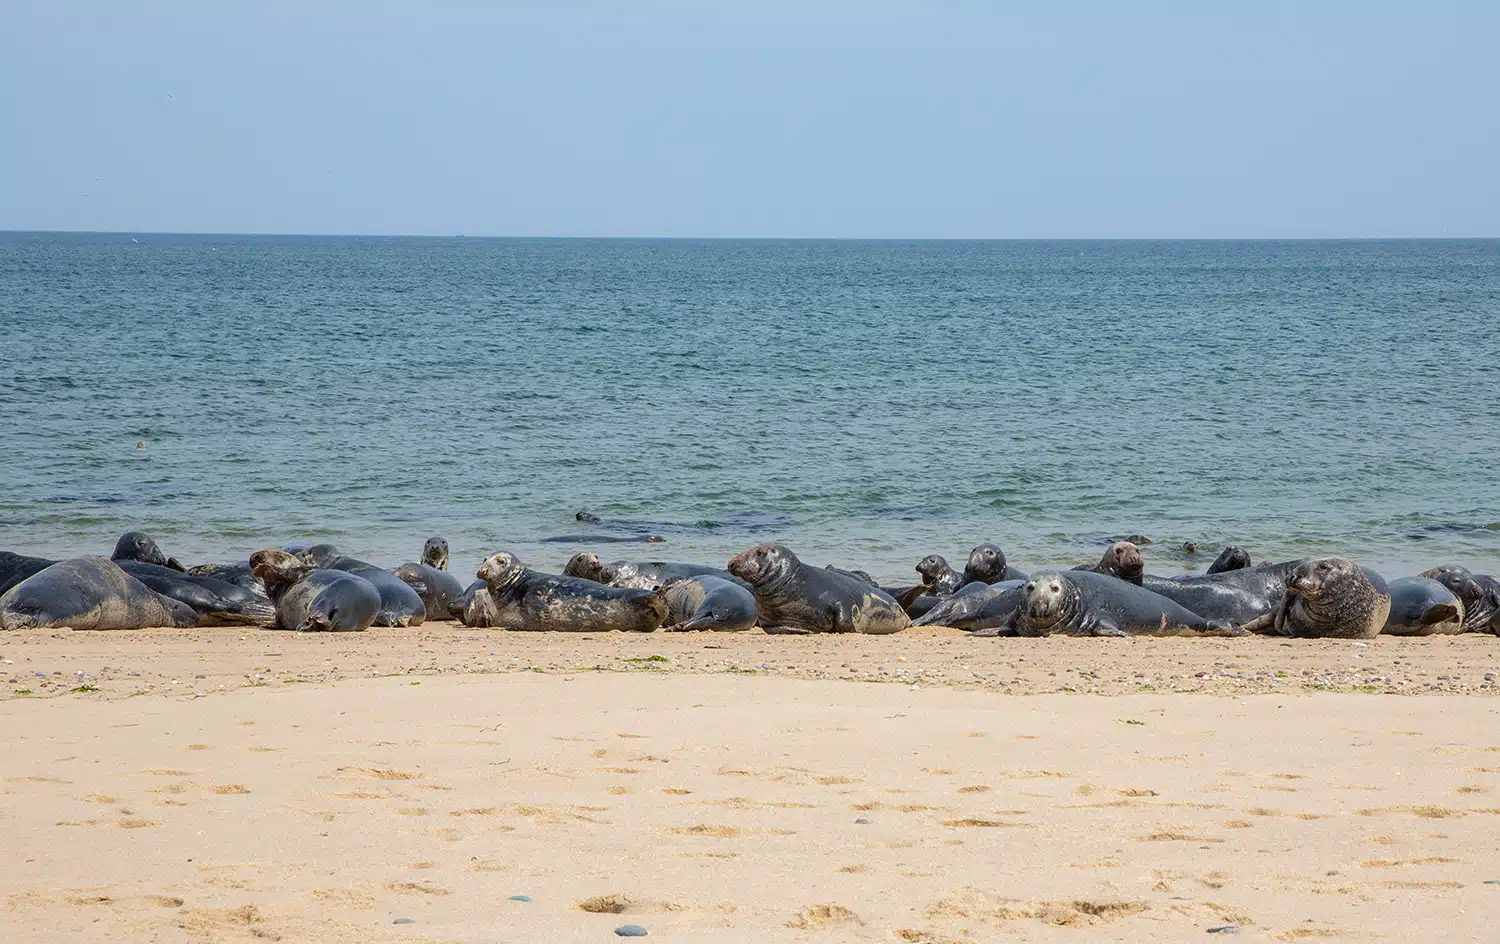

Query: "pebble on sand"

xmin=1206 ymin=926 xmax=1240 ymax=935
xmin=854 ymin=818 xmax=872 ymax=824
xmin=393 ymin=917 xmax=415 ymax=925
xmin=508 ymin=895 xmax=532 ymax=902
xmin=615 ymin=925 xmax=648 ymax=937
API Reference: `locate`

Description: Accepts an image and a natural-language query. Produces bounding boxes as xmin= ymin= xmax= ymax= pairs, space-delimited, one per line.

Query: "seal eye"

xmin=1050 ymin=583 xmax=1060 ymax=593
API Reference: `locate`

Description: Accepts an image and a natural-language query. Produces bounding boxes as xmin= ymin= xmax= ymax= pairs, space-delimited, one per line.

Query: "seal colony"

xmin=2 ymin=531 xmax=1498 ymax=640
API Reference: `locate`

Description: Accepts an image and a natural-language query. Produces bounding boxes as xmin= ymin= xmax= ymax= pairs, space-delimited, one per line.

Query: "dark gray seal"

xmin=249 ymin=549 xmax=381 ymax=632
xmin=294 ymin=546 xmax=426 ymax=627
xmin=1003 ymin=570 xmax=1243 ymax=637
xmin=1 ymin=557 xmax=197 ymax=630
xmin=393 ymin=561 xmax=465 ymax=622
xmin=1420 ymin=566 xmax=1500 ymax=634
xmin=421 ymin=537 xmax=449 ymax=570
xmin=474 ymin=552 xmax=668 ymax=632
xmin=1139 ymin=557 xmax=1303 ymax=625
xmin=116 ymin=560 xmax=276 ymax=626
xmin=0 ymin=551 xmax=54 ymax=595
xmin=1382 ymin=576 xmax=1466 ymax=636
xmin=911 ymin=580 xmax=1024 ymax=631
xmin=916 ymin=554 xmax=964 ymax=596
xmin=540 ymin=534 xmax=666 ymax=545
xmin=451 ymin=579 xmax=501 ymax=627
xmin=1205 ymin=546 xmax=1252 ymax=575
xmin=825 ymin=565 xmax=879 ymax=586
xmin=1248 ymin=557 xmax=1391 ymax=639
xmin=185 ymin=561 xmax=264 ymax=594
xmin=110 ymin=531 xmax=187 ymax=572
xmin=727 ymin=543 xmax=909 ymax=635
xmin=962 ymin=544 xmax=1027 ymax=585
xmin=563 ymin=552 xmax=609 ymax=583
xmin=663 ymin=575 xmax=758 ymax=632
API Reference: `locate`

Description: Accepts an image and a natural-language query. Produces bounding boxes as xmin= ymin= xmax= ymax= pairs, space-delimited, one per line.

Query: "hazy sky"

xmin=2 ymin=1 xmax=1496 ymax=237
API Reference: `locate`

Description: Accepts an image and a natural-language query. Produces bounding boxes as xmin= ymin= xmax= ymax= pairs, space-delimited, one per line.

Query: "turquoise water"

xmin=2 ymin=233 xmax=1497 ymax=584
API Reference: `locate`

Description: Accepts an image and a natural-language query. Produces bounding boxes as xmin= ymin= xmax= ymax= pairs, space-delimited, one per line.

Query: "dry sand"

xmin=4 ymin=628 xmax=1500 ymax=942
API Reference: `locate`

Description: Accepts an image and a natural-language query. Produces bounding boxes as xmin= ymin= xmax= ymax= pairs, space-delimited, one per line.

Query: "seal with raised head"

xmin=1002 ymin=570 xmax=1243 ymax=637
xmin=962 ymin=544 xmax=1027 ymax=585
xmin=474 ymin=552 xmax=668 ymax=632
xmin=294 ymin=546 xmax=426 ymax=627
xmin=1382 ymin=576 xmax=1466 ymax=636
xmin=421 ymin=537 xmax=450 ymax=571
xmin=110 ymin=531 xmax=187 ymax=572
xmin=1419 ymin=566 xmax=1500 ymax=634
xmin=1 ymin=557 xmax=197 ymax=630
xmin=1205 ymin=546 xmax=1252 ymax=575
xmin=250 ymin=549 xmax=381 ymax=632
xmin=562 ymin=552 xmax=609 ymax=583
xmin=727 ymin=543 xmax=909 ymax=635
xmin=663 ymin=575 xmax=758 ymax=632
xmin=1248 ymin=557 xmax=1391 ymax=639
xmin=911 ymin=580 xmax=1024 ymax=631
xmin=1075 ymin=541 xmax=1145 ymax=581
xmin=916 ymin=555 xmax=964 ymax=596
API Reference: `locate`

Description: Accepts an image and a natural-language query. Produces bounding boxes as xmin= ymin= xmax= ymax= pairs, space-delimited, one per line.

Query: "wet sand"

xmin=4 ymin=629 xmax=1500 ymax=942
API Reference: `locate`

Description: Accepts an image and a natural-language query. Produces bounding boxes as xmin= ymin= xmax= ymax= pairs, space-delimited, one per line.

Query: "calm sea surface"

xmin=1 ymin=234 xmax=1497 ymax=584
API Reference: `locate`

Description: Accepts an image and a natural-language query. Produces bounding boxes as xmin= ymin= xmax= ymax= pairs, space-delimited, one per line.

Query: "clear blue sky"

xmin=2 ymin=1 xmax=1496 ymax=237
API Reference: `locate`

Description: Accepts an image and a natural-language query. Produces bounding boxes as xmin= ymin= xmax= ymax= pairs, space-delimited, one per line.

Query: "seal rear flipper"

xmin=970 ymin=624 xmax=1016 ymax=638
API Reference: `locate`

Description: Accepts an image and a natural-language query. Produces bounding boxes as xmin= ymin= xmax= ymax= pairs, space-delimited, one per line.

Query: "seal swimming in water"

xmin=727 ymin=543 xmax=910 ymax=635
xmin=1381 ymin=576 xmax=1466 ymax=636
xmin=1246 ymin=557 xmax=1391 ymax=639
xmin=473 ymin=552 xmax=668 ymax=632
xmin=540 ymin=534 xmax=666 ymax=545
xmin=294 ymin=546 xmax=426 ymax=627
xmin=0 ymin=551 xmax=54 ymax=595
xmin=1419 ymin=566 xmax=1500 ymax=634
xmin=663 ymin=575 xmax=758 ymax=632
xmin=911 ymin=580 xmax=1024 ymax=631
xmin=1 ymin=557 xmax=197 ymax=630
xmin=1001 ymin=570 xmax=1243 ymax=637
xmin=249 ymin=549 xmax=381 ymax=632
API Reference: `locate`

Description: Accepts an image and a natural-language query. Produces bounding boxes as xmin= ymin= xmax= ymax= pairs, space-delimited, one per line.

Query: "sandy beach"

xmin=3 ymin=630 xmax=1499 ymax=942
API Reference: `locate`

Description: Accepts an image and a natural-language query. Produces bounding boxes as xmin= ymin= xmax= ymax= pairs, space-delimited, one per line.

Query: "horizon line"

xmin=3 ymin=229 xmax=1499 ymax=242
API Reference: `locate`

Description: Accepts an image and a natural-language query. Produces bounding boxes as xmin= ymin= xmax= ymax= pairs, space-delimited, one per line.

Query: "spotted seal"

xmin=606 ymin=561 xmax=752 ymax=592
xmin=1381 ymin=576 xmax=1466 ymax=636
xmin=727 ymin=543 xmax=909 ymax=635
xmin=1 ymin=556 xmax=197 ymax=630
xmin=1002 ymin=570 xmax=1244 ymax=637
xmin=249 ymin=549 xmax=381 ymax=632
xmin=663 ymin=575 xmax=758 ymax=631
xmin=1246 ymin=557 xmax=1391 ymax=639
xmin=563 ymin=552 xmax=609 ymax=583
xmin=474 ymin=552 xmax=668 ymax=632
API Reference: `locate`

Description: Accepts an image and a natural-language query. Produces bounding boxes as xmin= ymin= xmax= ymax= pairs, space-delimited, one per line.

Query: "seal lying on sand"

xmin=1420 ymin=566 xmax=1500 ymax=634
xmin=911 ymin=580 xmax=1024 ymax=632
xmin=393 ymin=538 xmax=464 ymax=621
xmin=474 ymin=552 xmax=668 ymax=632
xmin=295 ymin=546 xmax=426 ymax=627
xmin=250 ymin=549 xmax=381 ymax=632
xmin=1246 ymin=557 xmax=1391 ymax=639
xmin=825 ymin=565 xmax=880 ymax=586
xmin=1 ymin=557 xmax=197 ymax=630
xmin=116 ymin=560 xmax=275 ymax=626
xmin=563 ymin=552 xmax=609 ymax=583
xmin=663 ymin=575 xmax=758 ymax=631
xmin=728 ymin=543 xmax=909 ymax=635
xmin=0 ymin=551 xmax=54 ymax=595
xmin=1382 ymin=576 xmax=1466 ymax=636
xmin=1002 ymin=570 xmax=1244 ymax=637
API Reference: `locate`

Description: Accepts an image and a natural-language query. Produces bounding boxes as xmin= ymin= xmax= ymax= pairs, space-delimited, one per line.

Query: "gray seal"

xmin=0 ymin=551 xmax=54 ymax=595
xmin=110 ymin=531 xmax=185 ymax=572
xmin=295 ymin=546 xmax=426 ymax=627
xmin=451 ymin=579 xmax=501 ymax=627
xmin=911 ymin=580 xmax=1024 ymax=631
xmin=1205 ymin=546 xmax=1252 ymax=575
xmin=727 ymin=543 xmax=910 ymax=635
xmin=1003 ymin=570 xmax=1244 ymax=637
xmin=186 ymin=561 xmax=263 ymax=594
xmin=1420 ymin=566 xmax=1500 ymax=634
xmin=250 ymin=549 xmax=381 ymax=632
xmin=474 ymin=552 xmax=668 ymax=632
xmin=916 ymin=555 xmax=964 ymax=596
xmin=421 ymin=537 xmax=449 ymax=570
xmin=393 ymin=561 xmax=465 ymax=622
xmin=1 ymin=556 xmax=197 ymax=630
xmin=825 ymin=565 xmax=879 ymax=586
xmin=962 ymin=544 xmax=1027 ymax=584
xmin=115 ymin=560 xmax=276 ymax=626
xmin=1382 ymin=576 xmax=1466 ymax=636
xmin=1250 ymin=557 xmax=1391 ymax=639
xmin=606 ymin=561 xmax=752 ymax=592
xmin=563 ymin=552 xmax=608 ymax=583
xmin=663 ymin=575 xmax=758 ymax=631
xmin=1075 ymin=541 xmax=1145 ymax=581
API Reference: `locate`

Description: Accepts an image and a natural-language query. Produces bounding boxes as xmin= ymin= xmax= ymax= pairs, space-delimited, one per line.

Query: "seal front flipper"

xmin=1088 ymin=616 xmax=1129 ymax=638
xmin=970 ymin=623 xmax=1017 ymax=638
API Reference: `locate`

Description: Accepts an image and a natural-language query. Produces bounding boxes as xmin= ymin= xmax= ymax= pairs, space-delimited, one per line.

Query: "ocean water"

xmin=1 ymin=233 xmax=1497 ymax=585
